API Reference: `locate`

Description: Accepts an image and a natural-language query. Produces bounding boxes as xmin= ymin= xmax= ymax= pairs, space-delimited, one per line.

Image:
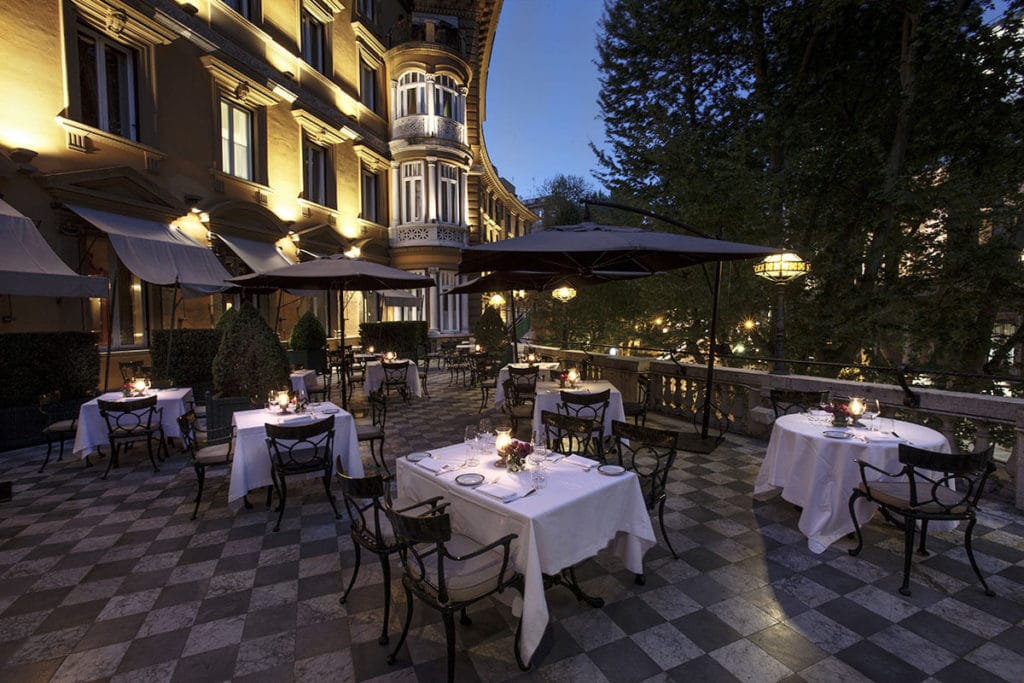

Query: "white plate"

xmin=597 ymin=464 xmax=626 ymax=476
xmin=822 ymin=430 xmax=854 ymax=440
xmin=407 ymin=452 xmax=429 ymax=462
xmin=455 ymin=473 xmax=484 ymax=486
xmin=319 ymin=406 xmax=340 ymax=414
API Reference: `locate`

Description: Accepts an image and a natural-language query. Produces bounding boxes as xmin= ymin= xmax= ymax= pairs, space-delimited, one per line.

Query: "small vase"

xmin=832 ymin=415 xmax=849 ymax=427
xmin=506 ymin=458 xmax=524 ymax=473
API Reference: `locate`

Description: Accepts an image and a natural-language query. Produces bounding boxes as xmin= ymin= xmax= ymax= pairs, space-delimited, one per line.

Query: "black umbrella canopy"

xmin=457 ymin=222 xmax=780 ymax=276
xmin=447 ymin=269 xmax=650 ymax=295
xmin=227 ymin=254 xmax=435 ymax=291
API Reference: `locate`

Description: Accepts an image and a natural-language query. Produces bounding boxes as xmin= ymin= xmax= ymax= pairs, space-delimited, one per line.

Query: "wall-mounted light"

xmin=344 ymin=245 xmax=361 ymax=259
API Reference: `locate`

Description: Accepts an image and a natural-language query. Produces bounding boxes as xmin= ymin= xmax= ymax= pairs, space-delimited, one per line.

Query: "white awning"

xmin=215 ymin=233 xmax=294 ymax=272
xmin=0 ymin=198 xmax=109 ymax=298
xmin=380 ymin=289 xmax=421 ymax=307
xmin=69 ymin=204 xmax=232 ymax=298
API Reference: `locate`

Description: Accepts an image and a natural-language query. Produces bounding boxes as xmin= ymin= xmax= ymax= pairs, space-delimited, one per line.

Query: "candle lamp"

xmin=131 ymin=377 xmax=148 ymax=396
xmin=848 ymin=398 xmax=866 ymax=426
xmin=276 ymin=390 xmax=291 ymax=413
xmin=567 ymin=368 xmax=579 ymax=388
xmin=495 ymin=429 xmax=512 ymax=456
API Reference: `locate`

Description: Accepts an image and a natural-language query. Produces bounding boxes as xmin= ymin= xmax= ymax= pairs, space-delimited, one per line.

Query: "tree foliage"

xmin=590 ymin=0 xmax=1024 ymax=379
xmin=212 ymin=301 xmax=289 ymax=404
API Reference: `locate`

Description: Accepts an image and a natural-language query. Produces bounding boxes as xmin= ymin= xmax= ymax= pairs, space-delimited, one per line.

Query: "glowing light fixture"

xmin=551 ymin=285 xmax=576 ymax=303
xmin=753 ymin=252 xmax=810 ymax=283
xmin=344 ymin=245 xmax=361 ymax=259
xmin=489 ymin=293 xmax=505 ymax=307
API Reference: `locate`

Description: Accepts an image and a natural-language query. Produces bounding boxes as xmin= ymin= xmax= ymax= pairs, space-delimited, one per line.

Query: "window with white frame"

xmin=397 ymin=71 xmax=427 ymax=117
xmin=401 ymin=161 xmax=424 ymax=223
xmin=302 ymin=137 xmax=330 ymax=206
xmin=434 ymin=74 xmax=463 ymax=122
xmin=439 ymin=271 xmax=463 ymax=333
xmin=301 ymin=9 xmax=326 ymax=73
xmin=438 ymin=162 xmax=460 ymax=224
xmin=220 ymin=99 xmax=254 ymax=180
xmin=361 ymin=166 xmax=378 ymax=223
xmin=75 ymin=25 xmax=138 ymax=140
xmin=360 ymin=58 xmax=379 ymax=112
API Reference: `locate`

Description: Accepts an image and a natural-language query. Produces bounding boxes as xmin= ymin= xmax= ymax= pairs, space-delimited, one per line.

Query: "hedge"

xmin=0 ymin=332 xmax=99 ymax=408
xmin=149 ymin=329 xmax=220 ymax=389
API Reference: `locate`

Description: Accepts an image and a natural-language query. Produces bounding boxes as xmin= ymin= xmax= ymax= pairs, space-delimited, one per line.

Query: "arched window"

xmin=434 ymin=74 xmax=463 ymax=122
xmin=397 ymin=71 xmax=427 ymax=117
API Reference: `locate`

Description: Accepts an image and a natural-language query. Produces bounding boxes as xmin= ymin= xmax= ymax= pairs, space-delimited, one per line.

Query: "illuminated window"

xmin=438 ymin=162 xmax=460 ymax=224
xmin=434 ymin=75 xmax=463 ymax=122
xmin=302 ymin=137 xmax=332 ymax=207
xmin=75 ymin=26 xmax=138 ymax=140
xmin=85 ymin=240 xmax=146 ymax=349
xmin=301 ymin=9 xmax=326 ymax=73
xmin=401 ymin=161 xmax=424 ymax=223
xmin=361 ymin=166 xmax=378 ymax=223
xmin=220 ymin=99 xmax=254 ymax=180
xmin=397 ymin=72 xmax=427 ymax=117
xmin=360 ymin=58 xmax=379 ymax=112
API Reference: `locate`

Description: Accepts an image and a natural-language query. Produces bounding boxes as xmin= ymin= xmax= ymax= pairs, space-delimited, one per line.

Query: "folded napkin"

xmin=417 ymin=457 xmax=448 ymax=473
xmin=277 ymin=414 xmax=312 ymax=425
xmin=561 ymin=454 xmax=598 ymax=470
xmin=477 ymin=483 xmax=519 ymax=502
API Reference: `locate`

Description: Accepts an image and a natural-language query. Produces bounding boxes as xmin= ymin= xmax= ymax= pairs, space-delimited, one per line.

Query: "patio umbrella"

xmin=457 ymin=222 xmax=781 ymax=438
xmin=228 ymin=255 xmax=435 ymax=408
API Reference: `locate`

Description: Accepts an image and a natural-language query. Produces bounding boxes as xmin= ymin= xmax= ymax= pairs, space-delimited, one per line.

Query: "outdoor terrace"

xmin=0 ymin=374 xmax=1022 ymax=682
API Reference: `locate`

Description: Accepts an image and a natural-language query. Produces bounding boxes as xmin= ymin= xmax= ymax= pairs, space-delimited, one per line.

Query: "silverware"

xmin=506 ymin=488 xmax=536 ymax=503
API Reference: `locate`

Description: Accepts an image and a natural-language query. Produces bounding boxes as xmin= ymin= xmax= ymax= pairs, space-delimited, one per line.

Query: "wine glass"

xmin=529 ymin=445 xmax=548 ymax=489
xmin=863 ymin=399 xmax=879 ymax=431
xmin=464 ymin=425 xmax=480 ymax=466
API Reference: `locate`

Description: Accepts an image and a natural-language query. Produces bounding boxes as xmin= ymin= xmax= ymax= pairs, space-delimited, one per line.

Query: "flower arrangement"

xmin=498 ymin=439 xmax=533 ymax=472
xmin=824 ymin=402 xmax=851 ymax=426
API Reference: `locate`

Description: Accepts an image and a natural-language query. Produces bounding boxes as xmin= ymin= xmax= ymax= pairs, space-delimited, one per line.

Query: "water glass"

xmin=464 ymin=426 xmax=479 ymax=466
xmin=529 ymin=447 xmax=548 ymax=489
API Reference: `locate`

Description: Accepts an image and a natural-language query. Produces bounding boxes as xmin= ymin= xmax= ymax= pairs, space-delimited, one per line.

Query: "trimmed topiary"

xmin=289 ymin=311 xmax=327 ymax=351
xmin=473 ymin=305 xmax=509 ymax=353
xmin=214 ymin=306 xmax=239 ymax=337
xmin=212 ymin=301 xmax=289 ymax=405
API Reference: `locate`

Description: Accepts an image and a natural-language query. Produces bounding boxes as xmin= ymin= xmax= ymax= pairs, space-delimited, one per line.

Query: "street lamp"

xmin=754 ymin=252 xmax=810 ymax=374
xmin=551 ymin=284 xmax=576 ymax=348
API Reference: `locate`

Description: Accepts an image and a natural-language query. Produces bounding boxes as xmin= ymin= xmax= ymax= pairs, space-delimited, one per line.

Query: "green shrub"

xmin=473 ymin=305 xmax=509 ymax=353
xmin=289 ymin=311 xmax=327 ymax=351
xmin=0 ymin=332 xmax=99 ymax=408
xmin=212 ymin=301 xmax=289 ymax=405
xmin=214 ymin=306 xmax=238 ymax=337
xmin=149 ymin=329 xmax=220 ymax=387
xmin=359 ymin=321 xmax=427 ymax=355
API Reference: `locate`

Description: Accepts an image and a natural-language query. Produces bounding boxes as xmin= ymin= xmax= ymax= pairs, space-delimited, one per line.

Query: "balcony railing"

xmin=389 ymin=221 xmax=467 ymax=249
xmin=392 ymin=114 xmax=465 ymax=144
xmin=388 ymin=18 xmax=466 ymax=56
xmin=529 ymin=345 xmax=1024 ymax=511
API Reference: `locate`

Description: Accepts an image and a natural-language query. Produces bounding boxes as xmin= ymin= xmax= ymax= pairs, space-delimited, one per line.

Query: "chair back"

xmin=98 ymin=395 xmax=159 ymax=436
xmin=770 ymin=389 xmax=829 ymax=418
xmin=176 ymin=410 xmax=208 ymax=461
xmin=368 ymin=388 xmax=388 ymax=429
xmin=265 ymin=416 xmax=335 ymax=474
xmin=636 ymin=373 xmax=650 ymax=405
xmin=337 ymin=471 xmax=394 ymax=550
xmin=611 ymin=420 xmax=678 ymax=509
xmin=382 ymin=361 xmax=409 ymax=383
xmin=540 ymin=409 xmax=599 ymax=458
xmin=898 ymin=443 xmax=996 ymax=511
xmin=558 ymin=389 xmax=610 ymax=424
xmin=388 ymin=509 xmax=458 ymax=601
xmin=508 ymin=365 xmax=539 ymax=394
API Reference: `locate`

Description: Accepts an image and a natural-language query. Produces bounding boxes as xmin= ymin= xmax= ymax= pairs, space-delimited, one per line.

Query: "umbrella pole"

xmin=339 ymin=287 xmax=348 ymax=411
xmin=701 ymin=260 xmax=723 ymax=439
xmin=165 ymin=280 xmax=180 ymax=380
xmin=274 ymin=290 xmax=283 ymax=338
xmin=509 ymin=290 xmax=519 ymax=362
xmin=102 ymin=268 xmax=118 ymax=393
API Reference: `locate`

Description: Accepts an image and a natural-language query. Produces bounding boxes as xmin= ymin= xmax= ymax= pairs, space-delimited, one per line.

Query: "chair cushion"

xmin=508 ymin=405 xmax=532 ymax=419
xmin=44 ymin=419 xmax=76 ymax=433
xmin=860 ymin=481 xmax=969 ymax=515
xmin=194 ymin=442 xmax=231 ymax=465
xmin=411 ymin=533 xmax=511 ymax=604
xmin=357 ymin=426 xmax=384 ymax=440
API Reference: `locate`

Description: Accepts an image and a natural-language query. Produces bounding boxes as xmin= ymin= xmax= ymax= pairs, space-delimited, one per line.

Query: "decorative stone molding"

xmin=200 ymin=55 xmax=281 ymax=107
xmin=69 ymin=0 xmax=178 ymax=45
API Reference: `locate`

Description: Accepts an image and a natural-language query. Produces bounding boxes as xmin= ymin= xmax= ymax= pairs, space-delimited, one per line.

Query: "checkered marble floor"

xmin=1 ymin=377 xmax=1023 ymax=682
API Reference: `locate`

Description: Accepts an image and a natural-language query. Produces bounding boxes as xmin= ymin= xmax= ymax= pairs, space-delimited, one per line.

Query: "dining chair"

xmin=336 ymin=471 xmax=447 ymax=646
xmin=501 ymin=378 xmax=534 ymax=435
xmin=610 ymin=420 xmax=680 ymax=561
xmin=848 ymin=442 xmax=997 ymax=596
xmin=508 ymin=365 xmax=540 ymax=404
xmin=675 ymin=400 xmax=730 ymax=455
xmin=415 ymin=355 xmax=431 ymax=398
xmin=356 ymin=388 xmax=389 ymax=474
xmin=264 ymin=416 xmax=340 ymax=532
xmin=308 ymin=370 xmax=333 ymax=403
xmin=447 ymin=348 xmax=471 ymax=386
xmin=97 ymin=395 xmax=165 ymax=479
xmin=770 ymin=389 xmax=830 ymax=419
xmin=476 ymin=357 xmax=502 ymax=413
xmin=177 ymin=410 xmax=234 ymax=520
xmin=37 ymin=390 xmax=78 ymax=473
xmin=622 ymin=373 xmax=651 ymax=426
xmin=558 ymin=388 xmax=611 ymax=459
xmin=540 ymin=410 xmax=600 ymax=460
xmin=385 ymin=508 xmax=527 ymax=681
xmin=381 ymin=361 xmax=411 ymax=402
xmin=346 ymin=353 xmax=367 ymax=396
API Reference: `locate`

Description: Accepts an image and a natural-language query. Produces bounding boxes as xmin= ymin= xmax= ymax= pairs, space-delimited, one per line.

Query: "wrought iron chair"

xmin=501 ymin=378 xmax=534 ymax=434
xmin=848 ymin=443 xmax=997 ymax=596
xmin=336 ymin=471 xmax=447 ymax=646
xmin=508 ymin=365 xmax=539 ymax=405
xmin=97 ymin=395 xmax=165 ymax=479
xmin=385 ymin=508 xmax=526 ymax=681
xmin=622 ymin=373 xmax=651 ymax=426
xmin=558 ymin=388 xmax=610 ymax=460
xmin=356 ymin=388 xmax=389 ymax=474
xmin=476 ymin=356 xmax=503 ymax=413
xmin=381 ymin=361 xmax=411 ymax=402
xmin=770 ymin=389 xmax=830 ymax=419
xmin=264 ymin=416 xmax=340 ymax=532
xmin=37 ymin=391 xmax=79 ymax=473
xmin=308 ymin=370 xmax=333 ymax=403
xmin=177 ymin=410 xmax=234 ymax=520
xmin=675 ymin=401 xmax=731 ymax=455
xmin=610 ymin=419 xmax=680 ymax=561
xmin=539 ymin=410 xmax=600 ymax=460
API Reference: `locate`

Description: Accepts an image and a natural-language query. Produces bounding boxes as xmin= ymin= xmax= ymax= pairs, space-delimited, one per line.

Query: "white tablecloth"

xmin=493 ymin=363 xmax=561 ymax=406
xmin=290 ymin=370 xmax=317 ymax=394
xmin=397 ymin=443 xmax=655 ymax=664
xmin=73 ymin=388 xmax=194 ymax=459
xmin=228 ymin=403 xmax=362 ymax=510
xmin=363 ymin=360 xmax=422 ymax=397
xmin=530 ymin=380 xmax=625 ymax=445
xmin=753 ymin=414 xmax=950 ymax=553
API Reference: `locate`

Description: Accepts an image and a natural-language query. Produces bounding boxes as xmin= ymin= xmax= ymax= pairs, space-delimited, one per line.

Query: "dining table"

xmin=289 ymin=369 xmax=317 ymax=395
xmin=363 ymin=359 xmax=422 ymax=397
xmin=73 ymin=387 xmax=194 ymax=459
xmin=227 ymin=402 xmax=362 ymax=510
xmin=528 ymin=379 xmax=625 ymax=445
xmin=753 ymin=413 xmax=952 ymax=553
xmin=396 ymin=442 xmax=656 ymax=665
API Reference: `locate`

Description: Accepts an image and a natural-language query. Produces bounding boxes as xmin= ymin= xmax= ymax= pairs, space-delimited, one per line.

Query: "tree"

xmin=592 ymin=0 xmax=1024 ymax=378
xmin=212 ymin=301 xmax=289 ymax=404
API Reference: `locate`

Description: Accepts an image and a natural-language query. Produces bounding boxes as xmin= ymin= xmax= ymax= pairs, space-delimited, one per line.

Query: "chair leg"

xmin=145 ymin=437 xmax=159 ymax=473
xmin=963 ymin=517 xmax=995 ymax=596
xmin=442 ymin=610 xmax=456 ymax=683
xmin=322 ymin=474 xmax=341 ymax=519
xmin=386 ymin=583 xmax=415 ymax=665
xmin=57 ymin=436 xmax=66 ymax=461
xmin=899 ymin=519 xmax=917 ymax=596
xmin=847 ymin=491 xmax=865 ymax=556
xmin=39 ymin=439 xmax=54 ymax=473
xmin=274 ymin=477 xmax=288 ymax=532
xmin=657 ymin=496 xmax=678 ymax=560
xmin=191 ymin=463 xmax=205 ymax=520
xmin=378 ymin=554 xmax=392 ymax=645
xmin=917 ymin=519 xmax=930 ymax=555
xmin=102 ymin=444 xmax=118 ymax=480
xmin=340 ymin=541 xmax=361 ymax=604
xmin=459 ymin=607 xmax=471 ymax=626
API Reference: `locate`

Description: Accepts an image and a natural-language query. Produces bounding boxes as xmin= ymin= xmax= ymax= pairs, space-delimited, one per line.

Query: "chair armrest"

xmin=394 ymin=496 xmax=448 ymax=515
xmin=445 ymin=532 xmax=518 ymax=562
xmin=853 ymin=459 xmax=908 ymax=488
